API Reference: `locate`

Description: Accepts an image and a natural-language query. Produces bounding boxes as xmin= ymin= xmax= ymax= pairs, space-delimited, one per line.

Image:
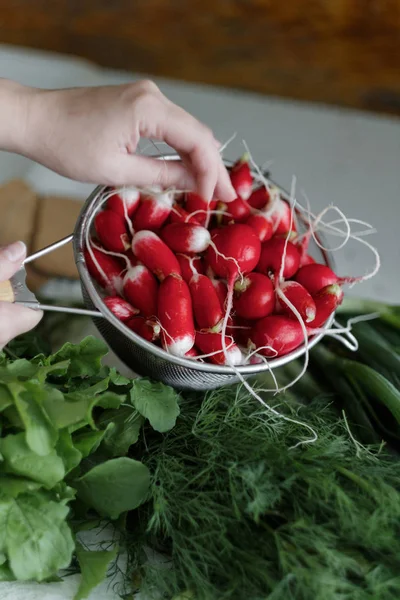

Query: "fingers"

xmin=0 ymin=241 xmax=26 ymax=281
xmin=0 ymin=303 xmax=43 ymax=349
xmin=137 ymin=92 xmax=236 ymax=202
xmin=114 ymin=154 xmax=197 ymax=191
xmin=0 ymin=241 xmax=42 ymax=349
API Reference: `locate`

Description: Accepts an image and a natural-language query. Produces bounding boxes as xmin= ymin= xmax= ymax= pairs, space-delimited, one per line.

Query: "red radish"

xmin=123 ymin=265 xmax=158 ymax=317
xmin=268 ymin=197 xmax=297 ymax=235
xmin=300 ymin=254 xmax=316 ymax=267
xmin=227 ymin=316 xmax=252 ymax=347
xmin=257 ymin=238 xmax=300 ymax=279
xmin=295 ymin=230 xmax=312 ymax=266
xmin=218 ymin=197 xmax=251 ymax=224
xmin=248 ymin=186 xmax=270 ymax=210
xmin=233 ymin=272 xmax=275 ymax=320
xmin=103 ymin=296 xmax=139 ymax=322
xmin=132 ymin=230 xmax=181 ymax=281
xmin=206 ymin=224 xmax=261 ymax=282
xmin=185 ymin=347 xmax=200 ymax=358
xmin=250 ymin=315 xmax=305 ymax=357
xmin=133 ymin=189 xmax=174 ymax=231
xmin=127 ymin=316 xmax=161 ymax=342
xmin=84 ymin=246 xmax=124 ymax=294
xmin=295 ymin=264 xmax=339 ymax=295
xmin=195 ymin=332 xmax=243 ymax=365
xmin=176 ymin=254 xmax=204 ymax=283
xmin=107 ymin=187 xmax=140 ymax=218
xmin=95 ymin=210 xmax=130 ymax=253
xmin=307 ymin=284 xmax=344 ymax=329
xmin=125 ymin=249 xmax=141 ymax=268
xmin=158 ymin=275 xmax=195 ymax=356
xmin=246 ymin=213 xmax=274 ymax=242
xmin=275 ymin=231 xmax=297 ymax=241
xmin=277 ymin=281 xmax=316 ymax=323
xmin=189 ymin=274 xmax=223 ymax=330
xmin=230 ymin=154 xmax=252 ymax=200
xmin=212 ymin=278 xmax=227 ymax=308
xmin=169 ymin=204 xmax=200 ymax=225
xmin=185 ymin=192 xmax=217 ymax=225
xmin=160 ymin=222 xmax=211 ymax=254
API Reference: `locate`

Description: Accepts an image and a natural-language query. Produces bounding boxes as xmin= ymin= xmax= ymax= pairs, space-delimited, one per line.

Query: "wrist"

xmin=0 ymin=79 xmax=39 ymax=155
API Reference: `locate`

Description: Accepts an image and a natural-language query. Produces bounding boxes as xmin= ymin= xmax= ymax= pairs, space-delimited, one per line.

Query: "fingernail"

xmin=2 ymin=241 xmax=26 ymax=262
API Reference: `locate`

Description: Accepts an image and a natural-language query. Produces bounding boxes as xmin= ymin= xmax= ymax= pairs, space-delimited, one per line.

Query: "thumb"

xmin=0 ymin=241 xmax=27 ymax=281
xmin=110 ymin=155 xmax=197 ymax=191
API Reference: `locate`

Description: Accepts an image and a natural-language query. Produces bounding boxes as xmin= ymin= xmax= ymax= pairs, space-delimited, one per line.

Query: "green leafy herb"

xmin=74 ymin=543 xmax=118 ymax=600
xmin=0 ymin=433 xmax=65 ymax=488
xmin=98 ymin=406 xmax=144 ymax=457
xmin=131 ymin=379 xmax=180 ymax=433
xmin=75 ymin=457 xmax=150 ymax=520
xmin=0 ymin=491 xmax=74 ymax=581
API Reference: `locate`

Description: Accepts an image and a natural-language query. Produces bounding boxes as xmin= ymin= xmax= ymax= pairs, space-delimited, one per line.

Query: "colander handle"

xmin=1 ymin=234 xmax=103 ymax=318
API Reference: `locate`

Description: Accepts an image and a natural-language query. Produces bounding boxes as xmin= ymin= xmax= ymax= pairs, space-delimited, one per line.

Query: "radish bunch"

xmin=85 ymin=155 xmax=348 ymax=365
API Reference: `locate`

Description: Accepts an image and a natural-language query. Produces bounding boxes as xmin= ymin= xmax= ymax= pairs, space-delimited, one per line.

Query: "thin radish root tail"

xmin=90 ymin=240 xmax=131 ymax=271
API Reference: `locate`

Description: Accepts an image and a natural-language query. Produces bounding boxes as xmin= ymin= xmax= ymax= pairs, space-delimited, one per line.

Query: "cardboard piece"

xmin=0 ymin=179 xmax=83 ymax=292
xmin=0 ymin=179 xmax=38 ymax=247
xmin=30 ymin=195 xmax=83 ymax=280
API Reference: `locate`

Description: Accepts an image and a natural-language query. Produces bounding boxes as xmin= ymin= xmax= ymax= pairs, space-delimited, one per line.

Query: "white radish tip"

xmin=132 ymin=229 xmax=158 ymax=244
xmin=120 ymin=187 xmax=140 ymax=202
xmin=227 ymin=345 xmax=243 ymax=366
xmin=166 ymin=335 xmax=195 ymax=357
xmin=305 ymin=307 xmax=316 ymax=322
xmin=156 ymin=190 xmax=174 ymax=208
xmin=189 ymin=227 xmax=211 ymax=253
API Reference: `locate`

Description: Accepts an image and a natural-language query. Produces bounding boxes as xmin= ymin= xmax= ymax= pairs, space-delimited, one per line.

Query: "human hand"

xmin=0 ymin=242 xmax=42 ymax=349
xmin=11 ymin=80 xmax=236 ymax=203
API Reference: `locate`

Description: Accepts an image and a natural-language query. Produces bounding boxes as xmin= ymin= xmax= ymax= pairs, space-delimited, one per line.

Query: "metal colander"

xmin=4 ymin=155 xmax=358 ymax=390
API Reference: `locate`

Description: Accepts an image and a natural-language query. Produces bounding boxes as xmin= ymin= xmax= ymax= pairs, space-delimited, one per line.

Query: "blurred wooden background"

xmin=1 ymin=0 xmax=400 ymax=116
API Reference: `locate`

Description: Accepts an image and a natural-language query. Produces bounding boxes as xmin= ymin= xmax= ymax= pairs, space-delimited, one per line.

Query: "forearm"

xmin=0 ymin=78 xmax=34 ymax=155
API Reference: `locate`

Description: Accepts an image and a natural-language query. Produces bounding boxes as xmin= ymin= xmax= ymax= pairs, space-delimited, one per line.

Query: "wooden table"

xmin=1 ymin=0 xmax=399 ymax=117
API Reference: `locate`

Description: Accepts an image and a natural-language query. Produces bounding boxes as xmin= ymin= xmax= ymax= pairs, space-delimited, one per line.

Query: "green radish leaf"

xmin=56 ymin=430 xmax=82 ymax=474
xmin=94 ymin=391 xmax=125 ymax=409
xmin=43 ymin=387 xmax=98 ymax=431
xmin=0 ymin=433 xmax=65 ymax=488
xmin=71 ymin=378 xmax=110 ymax=397
xmin=109 ymin=367 xmax=131 ymax=387
xmin=98 ymin=406 xmax=144 ymax=457
xmin=10 ymin=382 xmax=58 ymax=456
xmin=74 ymin=543 xmax=118 ymax=600
xmin=0 ymin=476 xmax=43 ymax=498
xmin=0 ymin=562 xmax=14 ymax=581
xmin=75 ymin=457 xmax=150 ymax=519
xmin=0 ymin=491 xmax=74 ymax=581
xmin=73 ymin=429 xmax=108 ymax=458
xmin=37 ymin=360 xmax=71 ymax=381
xmin=6 ymin=331 xmax=51 ymax=359
xmin=49 ymin=336 xmax=108 ymax=378
xmin=130 ymin=379 xmax=180 ymax=433
xmin=0 ymin=385 xmax=13 ymax=412
xmin=0 ymin=359 xmax=39 ymax=381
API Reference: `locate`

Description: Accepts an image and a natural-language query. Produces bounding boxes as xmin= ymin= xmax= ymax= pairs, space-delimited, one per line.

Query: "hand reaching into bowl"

xmin=0 ymin=77 xmax=235 ymax=345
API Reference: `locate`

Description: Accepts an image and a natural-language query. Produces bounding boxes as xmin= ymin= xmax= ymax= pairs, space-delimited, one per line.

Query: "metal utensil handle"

xmin=2 ymin=234 xmax=103 ymax=318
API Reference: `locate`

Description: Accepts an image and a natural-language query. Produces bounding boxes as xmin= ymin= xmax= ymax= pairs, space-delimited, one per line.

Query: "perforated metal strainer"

xmin=1 ymin=155 xmax=358 ymax=390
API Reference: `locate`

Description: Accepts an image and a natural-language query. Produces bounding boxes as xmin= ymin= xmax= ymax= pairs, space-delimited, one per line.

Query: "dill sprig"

xmin=127 ymin=387 xmax=400 ymax=600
